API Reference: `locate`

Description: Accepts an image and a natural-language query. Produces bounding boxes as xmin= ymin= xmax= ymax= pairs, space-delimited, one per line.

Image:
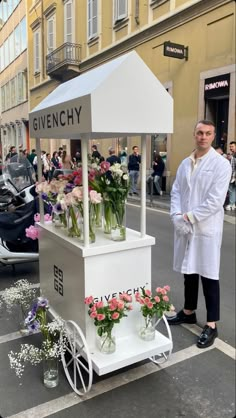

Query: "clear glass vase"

xmin=43 ymin=358 xmax=59 ymax=388
xmin=94 ymin=203 xmax=102 ymax=228
xmin=139 ymin=316 xmax=156 ymax=341
xmin=103 ymin=200 xmax=116 ymax=234
xmin=67 ymin=206 xmax=81 ymax=238
xmin=18 ymin=305 xmax=30 ymax=336
xmin=98 ymin=331 xmax=116 ymax=354
xmin=111 ymin=200 xmax=126 ymax=241
xmin=52 ymin=211 xmax=67 ymax=228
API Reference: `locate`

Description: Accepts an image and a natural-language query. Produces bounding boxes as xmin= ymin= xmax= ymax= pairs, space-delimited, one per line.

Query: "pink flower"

xmin=90 ymin=312 xmax=97 ymax=318
xmin=120 ymin=293 xmax=132 ymax=302
xmin=164 ymin=285 xmax=170 ymax=292
xmin=90 ymin=305 xmax=97 ymax=312
xmin=139 ymin=298 xmax=145 ymax=305
xmin=97 ymin=314 xmax=105 ymax=321
xmin=145 ymin=289 xmax=152 ymax=297
xmin=109 ymin=304 xmax=117 ymax=311
xmin=111 ymin=312 xmax=120 ymax=320
xmin=154 ymin=296 xmax=160 ymax=303
xmin=163 ymin=295 xmax=169 ymax=302
xmin=88 ymin=169 xmax=96 ymax=182
xmin=110 ymin=298 xmax=118 ymax=307
xmin=135 ymin=292 xmax=140 ymax=300
xmin=100 ymin=161 xmax=110 ymax=173
xmin=147 ymin=302 xmax=153 ymax=309
xmin=128 ymin=305 xmax=133 ymax=310
xmin=89 ymin=190 xmax=102 ymax=204
xmin=96 ymin=301 xmax=104 ymax=309
xmin=117 ymin=301 xmax=125 ymax=310
xmin=84 ymin=296 xmax=94 ymax=305
xmin=144 ymin=297 xmax=150 ymax=304
xmin=156 ymin=287 xmax=162 ymax=293
xmin=160 ymin=288 xmax=167 ymax=295
xmin=44 ymin=213 xmax=52 ymax=222
xmin=34 ymin=213 xmax=40 ymax=222
xmin=72 ymin=186 xmax=83 ymax=201
xmin=25 ymin=225 xmax=39 ymax=240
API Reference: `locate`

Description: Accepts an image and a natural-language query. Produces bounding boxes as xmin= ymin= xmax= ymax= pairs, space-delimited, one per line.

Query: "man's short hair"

xmin=132 ymin=145 xmax=138 ymax=150
xmin=195 ymin=119 xmax=216 ymax=130
xmin=92 ymin=145 xmax=97 ymax=150
xmin=229 ymin=141 xmax=236 ymax=145
xmin=108 ymin=146 xmax=114 ymax=153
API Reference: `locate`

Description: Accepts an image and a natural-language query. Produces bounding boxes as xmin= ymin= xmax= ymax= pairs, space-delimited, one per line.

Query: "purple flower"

xmin=53 ymin=202 xmax=63 ymax=214
xmin=28 ymin=320 xmax=40 ymax=332
xmin=41 ymin=192 xmax=48 ymax=200
xmin=25 ymin=311 xmax=36 ymax=325
xmin=37 ymin=297 xmax=49 ymax=308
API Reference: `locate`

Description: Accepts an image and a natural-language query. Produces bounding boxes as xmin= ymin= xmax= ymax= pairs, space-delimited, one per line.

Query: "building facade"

xmin=0 ymin=0 xmax=28 ymax=160
xmin=27 ymin=0 xmax=235 ymax=189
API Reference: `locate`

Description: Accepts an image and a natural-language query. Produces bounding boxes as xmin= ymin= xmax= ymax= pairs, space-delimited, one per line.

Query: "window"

xmin=20 ymin=17 xmax=27 ymax=52
xmin=4 ymin=39 xmax=9 ymax=67
xmin=64 ymin=0 xmax=73 ymax=43
xmin=10 ymin=78 xmax=16 ymax=108
xmin=88 ymin=0 xmax=98 ymax=40
xmin=5 ymin=82 xmax=10 ymax=110
xmin=15 ymin=24 xmax=21 ymax=57
xmin=34 ymin=29 xmax=40 ymax=73
xmin=9 ymin=32 xmax=14 ymax=63
xmin=114 ymin=0 xmax=127 ymax=23
xmin=0 ymin=45 xmax=4 ymax=72
xmin=1 ymin=85 xmax=5 ymax=112
xmin=47 ymin=15 xmax=55 ymax=54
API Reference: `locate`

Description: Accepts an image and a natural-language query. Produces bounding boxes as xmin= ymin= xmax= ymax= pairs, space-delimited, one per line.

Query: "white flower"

xmin=123 ymin=174 xmax=128 ymax=180
xmin=0 ymin=279 xmax=36 ymax=313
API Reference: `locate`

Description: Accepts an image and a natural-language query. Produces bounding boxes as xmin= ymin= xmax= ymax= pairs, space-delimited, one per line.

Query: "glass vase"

xmin=103 ymin=200 xmax=116 ymax=234
xmin=139 ymin=316 xmax=156 ymax=341
xmin=67 ymin=206 xmax=81 ymax=238
xmin=94 ymin=203 xmax=102 ymax=228
xmin=43 ymin=358 xmax=59 ymax=388
xmin=98 ymin=331 xmax=116 ymax=354
xmin=52 ymin=212 xmax=67 ymax=228
xmin=89 ymin=205 xmax=96 ymax=243
xmin=18 ymin=305 xmax=29 ymax=336
xmin=111 ymin=200 xmax=126 ymax=241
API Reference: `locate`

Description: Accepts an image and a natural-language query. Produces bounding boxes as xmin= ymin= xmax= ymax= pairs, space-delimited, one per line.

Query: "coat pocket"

xmin=194 ymin=217 xmax=214 ymax=236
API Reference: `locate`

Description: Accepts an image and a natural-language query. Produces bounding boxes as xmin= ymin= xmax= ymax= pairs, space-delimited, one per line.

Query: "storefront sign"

xmin=163 ymin=41 xmax=187 ymax=59
xmin=32 ymin=106 xmax=82 ymax=132
xmin=204 ymin=74 xmax=230 ymax=98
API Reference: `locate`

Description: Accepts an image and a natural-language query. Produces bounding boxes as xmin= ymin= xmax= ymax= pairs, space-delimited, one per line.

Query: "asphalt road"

xmin=0 ymin=205 xmax=235 ymax=418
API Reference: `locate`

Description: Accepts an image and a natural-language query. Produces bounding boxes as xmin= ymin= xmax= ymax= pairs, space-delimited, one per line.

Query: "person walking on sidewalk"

xmin=168 ymin=120 xmax=231 ymax=349
xmin=225 ymin=141 xmax=236 ymax=211
xmin=147 ymin=153 xmax=165 ymax=196
xmin=128 ymin=146 xmax=141 ymax=195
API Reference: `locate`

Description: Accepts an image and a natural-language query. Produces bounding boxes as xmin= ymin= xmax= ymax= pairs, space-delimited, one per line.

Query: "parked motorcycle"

xmin=0 ymin=160 xmax=39 ymax=268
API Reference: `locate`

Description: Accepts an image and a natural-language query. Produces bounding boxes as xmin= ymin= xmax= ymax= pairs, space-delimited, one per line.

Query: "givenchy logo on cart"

xmin=93 ymin=285 xmax=147 ymax=303
xmin=33 ymin=106 xmax=82 ymax=131
xmin=54 ymin=265 xmax=63 ymax=296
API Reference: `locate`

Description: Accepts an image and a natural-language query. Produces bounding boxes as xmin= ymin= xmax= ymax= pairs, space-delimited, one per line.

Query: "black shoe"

xmin=133 ymin=192 xmax=139 ymax=195
xmin=129 ymin=193 xmax=133 ymax=196
xmin=167 ymin=309 xmax=197 ymax=325
xmin=197 ymin=325 xmax=218 ymax=349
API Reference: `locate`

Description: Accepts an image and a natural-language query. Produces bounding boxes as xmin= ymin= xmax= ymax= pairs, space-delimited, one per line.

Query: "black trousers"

xmin=184 ymin=274 xmax=220 ymax=322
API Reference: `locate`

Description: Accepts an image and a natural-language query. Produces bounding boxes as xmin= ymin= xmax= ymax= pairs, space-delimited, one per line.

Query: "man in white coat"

xmin=168 ymin=120 xmax=231 ymax=348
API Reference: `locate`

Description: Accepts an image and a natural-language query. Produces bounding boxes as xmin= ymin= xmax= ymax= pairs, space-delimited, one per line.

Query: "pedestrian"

xmin=27 ymin=149 xmax=37 ymax=166
xmin=61 ymin=150 xmax=74 ymax=169
xmin=146 ymin=153 xmax=165 ymax=196
xmin=106 ymin=147 xmax=121 ymax=166
xmin=91 ymin=144 xmax=103 ymax=162
xmin=225 ymin=141 xmax=236 ymax=211
xmin=5 ymin=146 xmax=17 ymax=161
xmin=168 ymin=119 xmax=231 ymax=349
xmin=128 ymin=145 xmax=141 ymax=195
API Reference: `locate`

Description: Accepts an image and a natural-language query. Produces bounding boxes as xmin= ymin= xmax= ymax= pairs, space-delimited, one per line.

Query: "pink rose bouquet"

xmin=84 ymin=293 xmax=133 ymax=340
xmin=135 ymin=286 xmax=171 ymax=320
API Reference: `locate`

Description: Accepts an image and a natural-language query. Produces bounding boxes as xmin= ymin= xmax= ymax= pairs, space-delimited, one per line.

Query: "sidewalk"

xmin=127 ymin=193 xmax=236 ymax=223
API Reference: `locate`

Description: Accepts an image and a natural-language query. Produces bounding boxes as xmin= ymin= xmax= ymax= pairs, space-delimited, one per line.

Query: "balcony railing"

xmin=46 ymin=42 xmax=82 ymax=79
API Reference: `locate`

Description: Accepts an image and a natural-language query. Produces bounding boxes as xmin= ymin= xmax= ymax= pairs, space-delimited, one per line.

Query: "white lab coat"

xmin=171 ymin=147 xmax=232 ymax=280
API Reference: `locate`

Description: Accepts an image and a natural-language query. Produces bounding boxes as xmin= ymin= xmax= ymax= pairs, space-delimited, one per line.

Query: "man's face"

xmin=133 ymin=147 xmax=139 ymax=155
xmin=12 ymin=147 xmax=16 ymax=153
xmin=229 ymin=143 xmax=236 ymax=153
xmin=194 ymin=123 xmax=215 ymax=152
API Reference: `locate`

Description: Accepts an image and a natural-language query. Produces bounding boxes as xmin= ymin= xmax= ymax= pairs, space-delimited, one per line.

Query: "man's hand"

xmin=172 ymin=214 xmax=192 ymax=235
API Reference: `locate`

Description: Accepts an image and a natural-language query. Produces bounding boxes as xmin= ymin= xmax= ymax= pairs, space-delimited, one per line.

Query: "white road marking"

xmin=0 ymin=282 xmax=40 ymax=297
xmin=127 ymin=202 xmax=169 ymax=215
xmin=5 ymin=344 xmax=216 ymax=418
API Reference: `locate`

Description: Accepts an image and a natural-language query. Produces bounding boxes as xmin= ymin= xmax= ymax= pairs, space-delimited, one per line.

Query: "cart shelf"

xmin=89 ymin=331 xmax=172 ymax=375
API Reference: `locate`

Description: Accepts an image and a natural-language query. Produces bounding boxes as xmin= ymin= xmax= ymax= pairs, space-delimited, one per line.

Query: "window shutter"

xmin=47 ymin=17 xmax=54 ymax=53
xmin=64 ymin=0 xmax=73 ymax=43
xmin=88 ymin=0 xmax=98 ymax=39
xmin=34 ymin=30 xmax=40 ymax=73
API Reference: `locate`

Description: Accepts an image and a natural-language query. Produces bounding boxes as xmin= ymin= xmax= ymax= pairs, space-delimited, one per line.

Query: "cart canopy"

xmin=29 ymin=51 xmax=173 ymax=140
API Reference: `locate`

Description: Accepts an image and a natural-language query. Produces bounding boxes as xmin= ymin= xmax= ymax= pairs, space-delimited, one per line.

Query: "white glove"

xmin=172 ymin=214 xmax=192 ymax=236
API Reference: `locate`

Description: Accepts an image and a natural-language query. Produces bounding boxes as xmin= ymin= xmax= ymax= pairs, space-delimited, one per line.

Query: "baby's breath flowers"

xmin=0 ymin=279 xmax=37 ymax=314
xmin=8 ymin=297 xmax=67 ymax=379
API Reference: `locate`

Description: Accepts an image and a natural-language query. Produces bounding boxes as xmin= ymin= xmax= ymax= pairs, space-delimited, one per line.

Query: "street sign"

xmin=163 ymin=41 xmax=187 ymax=59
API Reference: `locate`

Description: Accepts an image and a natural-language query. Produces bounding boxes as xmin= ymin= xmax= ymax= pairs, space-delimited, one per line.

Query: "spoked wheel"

xmin=149 ymin=314 xmax=173 ymax=365
xmin=61 ymin=320 xmax=93 ymax=395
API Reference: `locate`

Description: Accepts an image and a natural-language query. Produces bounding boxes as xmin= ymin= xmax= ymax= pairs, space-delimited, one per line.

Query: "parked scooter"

xmin=0 ymin=160 xmax=39 ymax=268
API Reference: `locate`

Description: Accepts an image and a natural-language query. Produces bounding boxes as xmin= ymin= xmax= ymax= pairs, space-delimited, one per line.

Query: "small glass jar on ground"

xmin=139 ymin=316 xmax=156 ymax=341
xmin=43 ymin=357 xmax=59 ymax=388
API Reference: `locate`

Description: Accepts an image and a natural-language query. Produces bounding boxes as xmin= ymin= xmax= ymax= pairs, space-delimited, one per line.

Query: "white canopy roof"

xmin=29 ymin=51 xmax=173 ymax=139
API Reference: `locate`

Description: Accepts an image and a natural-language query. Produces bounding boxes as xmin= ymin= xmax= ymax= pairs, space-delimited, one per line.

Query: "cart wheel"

xmin=61 ymin=320 xmax=93 ymax=395
xmin=150 ymin=314 xmax=173 ymax=365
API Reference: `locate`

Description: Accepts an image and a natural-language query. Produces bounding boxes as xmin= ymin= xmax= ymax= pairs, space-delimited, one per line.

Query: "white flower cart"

xmin=29 ymin=51 xmax=173 ymax=396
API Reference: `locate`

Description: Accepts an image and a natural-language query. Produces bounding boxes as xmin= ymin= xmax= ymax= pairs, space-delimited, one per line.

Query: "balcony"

xmin=46 ymin=43 xmax=82 ymax=81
